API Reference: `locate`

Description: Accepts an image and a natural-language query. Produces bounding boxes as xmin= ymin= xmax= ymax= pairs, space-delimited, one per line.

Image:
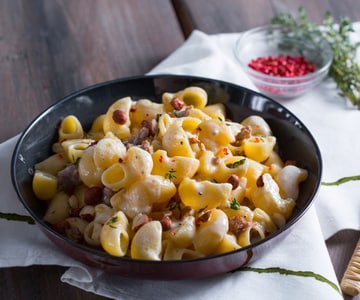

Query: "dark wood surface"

xmin=0 ymin=0 xmax=184 ymax=142
xmin=173 ymin=0 xmax=360 ymax=36
xmin=1 ymin=0 xmax=359 ymax=299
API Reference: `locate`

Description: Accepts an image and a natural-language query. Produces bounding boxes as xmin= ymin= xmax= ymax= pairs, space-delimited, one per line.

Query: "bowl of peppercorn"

xmin=234 ymin=24 xmax=333 ymax=99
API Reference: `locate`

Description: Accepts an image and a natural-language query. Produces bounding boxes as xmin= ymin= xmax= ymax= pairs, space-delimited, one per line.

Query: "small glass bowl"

xmin=234 ymin=24 xmax=333 ymax=99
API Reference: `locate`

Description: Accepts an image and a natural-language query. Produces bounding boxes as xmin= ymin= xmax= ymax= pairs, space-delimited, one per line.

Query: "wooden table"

xmin=1 ymin=1 xmax=359 ymax=299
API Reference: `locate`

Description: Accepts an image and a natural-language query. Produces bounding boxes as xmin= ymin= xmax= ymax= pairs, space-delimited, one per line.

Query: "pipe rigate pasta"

xmin=102 ymin=97 xmax=132 ymax=139
xmin=100 ymin=210 xmax=130 ymax=257
xmin=58 ymin=115 xmax=84 ymax=142
xmin=251 ymin=173 xmax=296 ymax=220
xmin=193 ymin=209 xmax=229 ymax=255
xmin=131 ymin=221 xmax=162 ymax=260
xmin=152 ymin=150 xmax=199 ymax=185
xmin=175 ymin=86 xmax=208 ymax=108
xmin=163 ymin=216 xmax=196 ymax=248
xmin=61 ymin=139 xmax=95 ymax=164
xmin=131 ymin=99 xmax=164 ymax=129
xmin=276 ymin=165 xmax=309 ymax=200
xmin=43 ymin=191 xmax=70 ymax=225
xmin=32 ymin=170 xmax=58 ymax=200
xmin=178 ymin=178 xmax=232 ymax=210
xmin=34 ymin=153 xmax=68 ymax=176
xmin=241 ymin=115 xmax=272 ymax=136
xmin=162 ymin=239 xmax=204 ymax=260
xmin=237 ymin=222 xmax=265 ymax=247
xmin=162 ymin=123 xmax=195 ymax=157
xmin=197 ymin=118 xmax=234 ymax=152
xmin=110 ymin=175 xmax=176 ymax=219
xmin=214 ymin=233 xmax=241 ymax=254
xmin=78 ymin=145 xmax=103 ymax=187
xmin=93 ymin=204 xmax=116 ymax=224
xmin=84 ymin=221 xmax=102 ymax=247
xmin=33 ymin=86 xmax=308 ymax=260
xmin=243 ymin=136 xmax=276 ymax=162
xmin=93 ymin=133 xmax=127 ymax=170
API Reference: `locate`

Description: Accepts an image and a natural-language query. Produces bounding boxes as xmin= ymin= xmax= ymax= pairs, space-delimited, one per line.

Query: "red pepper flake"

xmin=248 ymin=54 xmax=315 ymax=77
xmin=252 ymin=137 xmax=261 ymax=143
xmin=122 ymin=156 xmax=129 ymax=164
xmin=159 ymin=155 xmax=163 ymax=163
xmin=130 ymin=105 xmax=137 ymax=112
xmin=223 ymin=148 xmax=230 ymax=156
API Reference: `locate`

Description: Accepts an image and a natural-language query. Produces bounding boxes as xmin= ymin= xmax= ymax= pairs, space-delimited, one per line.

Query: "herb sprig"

xmin=322 ymin=175 xmax=360 ymax=186
xmin=164 ymin=169 xmax=177 ymax=182
xmin=272 ymin=6 xmax=360 ymax=109
xmin=230 ymin=198 xmax=241 ymax=210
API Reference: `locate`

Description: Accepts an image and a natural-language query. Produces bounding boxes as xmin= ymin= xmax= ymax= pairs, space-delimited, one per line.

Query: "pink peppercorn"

xmin=248 ymin=54 xmax=316 ymax=77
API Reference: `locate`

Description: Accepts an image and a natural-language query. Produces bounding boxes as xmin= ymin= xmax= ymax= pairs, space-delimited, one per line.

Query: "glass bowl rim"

xmin=234 ymin=24 xmax=333 ymax=83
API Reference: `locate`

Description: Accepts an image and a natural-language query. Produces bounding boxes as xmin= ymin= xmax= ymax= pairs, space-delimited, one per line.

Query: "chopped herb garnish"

xmin=72 ymin=155 xmax=81 ymax=165
xmin=164 ymin=169 xmax=177 ymax=182
xmin=227 ymin=159 xmax=246 ymax=169
xmin=155 ymin=113 xmax=162 ymax=136
xmin=106 ymin=216 xmax=119 ymax=229
xmin=230 ymin=198 xmax=241 ymax=210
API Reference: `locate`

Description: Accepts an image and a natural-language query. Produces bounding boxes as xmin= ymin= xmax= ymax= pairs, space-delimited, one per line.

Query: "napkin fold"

xmin=1 ymin=24 xmax=360 ymax=300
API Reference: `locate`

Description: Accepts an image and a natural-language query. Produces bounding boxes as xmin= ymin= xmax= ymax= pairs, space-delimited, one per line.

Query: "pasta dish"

xmin=32 ymin=86 xmax=308 ymax=260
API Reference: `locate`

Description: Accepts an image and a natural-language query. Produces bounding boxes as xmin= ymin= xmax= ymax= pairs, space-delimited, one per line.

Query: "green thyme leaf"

xmin=227 ymin=159 xmax=246 ymax=169
xmin=72 ymin=155 xmax=81 ymax=165
xmin=164 ymin=169 xmax=177 ymax=182
xmin=106 ymin=216 xmax=119 ymax=229
xmin=230 ymin=198 xmax=241 ymax=210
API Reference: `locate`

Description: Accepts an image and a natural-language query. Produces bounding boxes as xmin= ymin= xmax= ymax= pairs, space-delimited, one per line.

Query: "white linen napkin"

xmin=1 ymin=23 xmax=360 ymax=300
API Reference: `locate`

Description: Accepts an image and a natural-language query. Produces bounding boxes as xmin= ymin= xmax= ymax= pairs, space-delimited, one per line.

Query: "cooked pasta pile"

xmin=32 ymin=86 xmax=308 ymax=260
